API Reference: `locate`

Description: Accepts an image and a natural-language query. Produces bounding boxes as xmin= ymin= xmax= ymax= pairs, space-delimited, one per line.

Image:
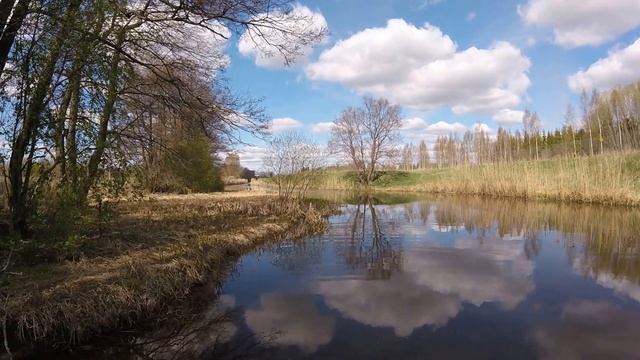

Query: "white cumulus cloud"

xmin=519 ymin=0 xmax=640 ymax=48
xmin=401 ymin=118 xmax=470 ymax=144
xmin=238 ymin=5 xmax=327 ymax=69
xmin=308 ymin=19 xmax=456 ymax=89
xmin=237 ymin=145 xmax=268 ymax=169
xmin=314 ymin=241 xmax=533 ymax=337
xmin=568 ymin=38 xmax=640 ymax=93
xmin=307 ymin=19 xmax=530 ymax=115
xmin=311 ymin=122 xmax=335 ymax=134
xmin=401 ymin=117 xmax=429 ymax=130
xmin=268 ymin=117 xmax=303 ymax=133
xmin=493 ymin=109 xmax=525 ymax=125
xmin=471 ymin=123 xmax=492 ymax=133
xmin=245 ymin=293 xmax=334 ymax=352
xmin=426 ymin=121 xmax=467 ymax=134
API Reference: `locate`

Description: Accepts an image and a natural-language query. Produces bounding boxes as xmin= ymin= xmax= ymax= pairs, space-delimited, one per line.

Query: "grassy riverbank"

xmin=310 ymin=152 xmax=640 ymax=206
xmin=2 ymin=192 xmax=334 ymax=349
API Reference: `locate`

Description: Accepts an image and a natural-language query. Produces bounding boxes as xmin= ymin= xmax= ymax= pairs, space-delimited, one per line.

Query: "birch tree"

xmin=564 ymin=104 xmax=578 ymax=156
xmin=418 ymin=140 xmax=429 ymax=169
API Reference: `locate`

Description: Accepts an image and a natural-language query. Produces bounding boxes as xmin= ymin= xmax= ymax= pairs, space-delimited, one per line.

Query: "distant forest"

xmin=399 ymin=82 xmax=640 ymax=169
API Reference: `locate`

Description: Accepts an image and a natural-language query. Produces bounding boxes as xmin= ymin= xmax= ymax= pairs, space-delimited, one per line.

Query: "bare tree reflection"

xmin=100 ymin=307 xmax=280 ymax=360
xmin=524 ymin=232 xmax=542 ymax=260
xmin=418 ymin=202 xmax=431 ymax=225
xmin=33 ymin=292 xmax=275 ymax=360
xmin=270 ymin=238 xmax=324 ymax=272
xmin=338 ymin=195 xmax=402 ymax=280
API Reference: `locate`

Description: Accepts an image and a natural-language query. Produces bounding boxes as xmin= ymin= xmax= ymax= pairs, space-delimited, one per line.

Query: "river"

xmin=61 ymin=193 xmax=640 ymax=359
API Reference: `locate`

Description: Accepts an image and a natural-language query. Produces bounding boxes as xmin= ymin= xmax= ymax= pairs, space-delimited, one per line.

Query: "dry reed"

xmin=4 ymin=193 xmax=334 ymax=345
xmin=312 ymin=152 xmax=640 ymax=207
xmin=398 ymin=153 xmax=640 ymax=206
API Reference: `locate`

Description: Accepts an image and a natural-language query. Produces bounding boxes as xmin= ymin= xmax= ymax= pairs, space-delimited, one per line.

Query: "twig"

xmin=1 ymin=294 xmax=12 ymax=360
xmin=1 ymin=249 xmax=13 ymax=358
xmin=1 ymin=250 xmax=12 ymax=273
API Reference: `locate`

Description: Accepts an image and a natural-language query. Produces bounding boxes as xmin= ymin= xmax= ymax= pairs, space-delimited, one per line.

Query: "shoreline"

xmin=303 ymin=184 xmax=640 ymax=207
xmin=256 ymin=183 xmax=640 ymax=208
xmin=376 ymin=184 xmax=640 ymax=207
xmin=3 ymin=192 xmax=334 ymax=354
xmin=286 ymin=152 xmax=640 ymax=208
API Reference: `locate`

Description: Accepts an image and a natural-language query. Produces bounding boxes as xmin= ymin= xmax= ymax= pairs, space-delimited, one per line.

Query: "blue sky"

xmin=223 ymin=0 xmax=640 ymax=168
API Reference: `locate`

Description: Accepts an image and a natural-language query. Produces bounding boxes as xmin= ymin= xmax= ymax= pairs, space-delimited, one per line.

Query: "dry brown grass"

xmin=391 ymin=153 xmax=640 ymax=206
xmin=311 ymin=152 xmax=640 ymax=207
xmin=4 ymin=193 xmax=334 ymax=345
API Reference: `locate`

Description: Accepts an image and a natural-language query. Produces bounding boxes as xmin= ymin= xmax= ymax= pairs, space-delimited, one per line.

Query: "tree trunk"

xmin=588 ymin=124 xmax=594 ymax=156
xmin=53 ymin=81 xmax=74 ymax=179
xmin=596 ymin=112 xmax=603 ymax=154
xmin=64 ymin=9 xmax=105 ymax=188
xmin=66 ymin=76 xmax=80 ymax=188
xmin=616 ymin=109 xmax=624 ymax=151
xmin=0 ymin=0 xmax=15 ymax=31
xmin=81 ymin=30 xmax=124 ymax=199
xmin=0 ymin=0 xmax=29 ymax=79
xmin=8 ymin=0 xmax=80 ymax=235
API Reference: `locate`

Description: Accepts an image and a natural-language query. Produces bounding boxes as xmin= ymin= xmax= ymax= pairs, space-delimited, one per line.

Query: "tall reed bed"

xmin=311 ymin=170 xmax=359 ymax=190
xmin=381 ymin=152 xmax=640 ymax=206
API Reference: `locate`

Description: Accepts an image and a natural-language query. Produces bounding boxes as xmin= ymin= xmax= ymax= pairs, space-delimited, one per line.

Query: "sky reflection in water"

xmin=135 ymin=194 xmax=640 ymax=359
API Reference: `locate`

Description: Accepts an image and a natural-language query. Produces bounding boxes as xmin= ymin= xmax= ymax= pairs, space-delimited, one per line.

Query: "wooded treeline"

xmin=400 ymin=82 xmax=640 ymax=169
xmin=0 ymin=0 xmax=325 ymax=237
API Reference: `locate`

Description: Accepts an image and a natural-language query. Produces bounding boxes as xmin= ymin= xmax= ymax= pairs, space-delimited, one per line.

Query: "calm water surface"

xmin=76 ymin=193 xmax=640 ymax=359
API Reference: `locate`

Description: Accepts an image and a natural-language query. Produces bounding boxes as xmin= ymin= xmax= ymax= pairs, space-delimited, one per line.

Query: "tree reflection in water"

xmin=429 ymin=196 xmax=640 ymax=284
xmin=38 ymin=292 xmax=274 ymax=360
xmin=49 ymin=194 xmax=640 ymax=359
xmin=270 ymin=238 xmax=324 ymax=272
xmin=338 ymin=195 xmax=403 ymax=280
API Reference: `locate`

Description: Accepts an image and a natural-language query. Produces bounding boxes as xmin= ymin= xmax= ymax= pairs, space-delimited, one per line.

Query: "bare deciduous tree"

xmin=523 ymin=110 xmax=542 ymax=161
xmin=264 ymin=132 xmax=324 ymax=200
xmin=330 ymin=97 xmax=402 ymax=185
xmin=0 ymin=0 xmax=327 ymax=236
xmin=401 ymin=143 xmax=414 ymax=170
xmin=564 ymin=104 xmax=578 ymax=156
xmin=418 ymin=140 xmax=429 ymax=169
